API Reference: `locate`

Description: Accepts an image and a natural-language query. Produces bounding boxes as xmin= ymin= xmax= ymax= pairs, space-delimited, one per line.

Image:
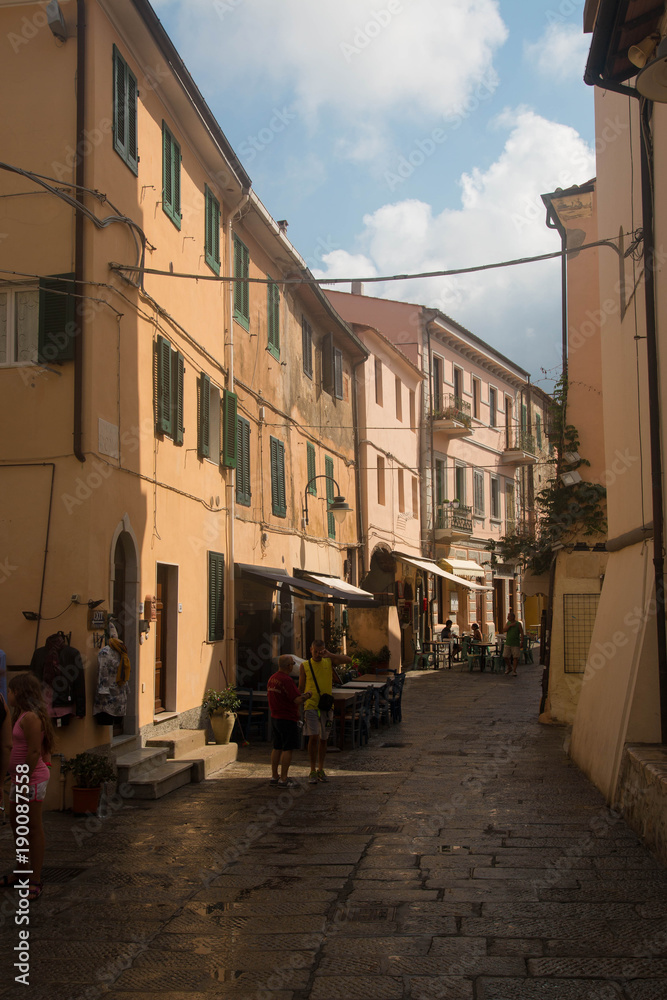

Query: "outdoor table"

xmin=354 ymin=672 xmax=393 ymax=682
xmin=342 ymin=679 xmax=388 ymax=726
xmin=331 ymin=689 xmax=359 ymax=749
xmin=421 ymin=639 xmax=453 ymax=669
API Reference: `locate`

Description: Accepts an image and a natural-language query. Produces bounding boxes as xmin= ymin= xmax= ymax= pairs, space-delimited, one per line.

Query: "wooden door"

xmin=154 ymin=568 xmax=168 ymax=713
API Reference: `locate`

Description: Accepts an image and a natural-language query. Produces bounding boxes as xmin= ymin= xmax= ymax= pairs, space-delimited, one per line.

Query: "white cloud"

xmin=524 ymin=23 xmax=591 ymax=82
xmin=152 ymin=0 xmax=508 ymax=126
xmin=315 ymin=110 xmax=595 ymax=380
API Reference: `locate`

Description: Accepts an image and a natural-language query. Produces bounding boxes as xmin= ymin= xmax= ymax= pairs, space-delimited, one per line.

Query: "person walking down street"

xmin=503 ymin=612 xmax=524 ymax=677
xmin=1 ymin=673 xmax=55 ymax=901
xmin=267 ymin=655 xmax=312 ymax=787
xmin=299 ymin=640 xmax=351 ymax=784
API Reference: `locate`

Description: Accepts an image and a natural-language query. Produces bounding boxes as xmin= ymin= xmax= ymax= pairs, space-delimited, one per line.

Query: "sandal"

xmin=27 ymin=882 xmax=43 ymax=901
xmin=0 ymin=874 xmax=19 ymax=889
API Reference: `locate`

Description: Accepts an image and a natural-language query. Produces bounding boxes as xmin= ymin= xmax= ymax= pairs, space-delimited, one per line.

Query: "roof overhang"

xmin=584 ymin=0 xmax=666 ymax=89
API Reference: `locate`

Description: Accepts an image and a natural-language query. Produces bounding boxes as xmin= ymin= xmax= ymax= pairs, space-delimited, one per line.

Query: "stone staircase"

xmin=116 ymin=730 xmax=238 ymax=800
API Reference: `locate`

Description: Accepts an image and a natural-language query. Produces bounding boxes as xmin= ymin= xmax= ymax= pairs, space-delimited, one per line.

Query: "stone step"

xmin=119 ymin=760 xmax=194 ymax=800
xmin=115 ymin=747 xmax=168 ymax=784
xmin=185 ymin=742 xmax=238 ymax=782
xmin=145 ymin=728 xmax=208 ymax=759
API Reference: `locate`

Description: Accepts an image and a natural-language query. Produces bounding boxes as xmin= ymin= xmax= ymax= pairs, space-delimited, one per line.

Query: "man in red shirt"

xmin=267 ymin=654 xmax=311 ymax=787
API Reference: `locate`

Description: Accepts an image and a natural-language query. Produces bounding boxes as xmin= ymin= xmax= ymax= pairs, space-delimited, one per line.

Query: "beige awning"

xmin=393 ymin=552 xmax=489 ymax=591
xmin=299 ymin=573 xmax=374 ymax=600
xmin=440 ymin=558 xmax=487 ymax=578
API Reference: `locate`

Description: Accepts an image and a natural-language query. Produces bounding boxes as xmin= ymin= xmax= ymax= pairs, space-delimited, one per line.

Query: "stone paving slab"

xmin=476 ymin=979 xmax=625 ymax=999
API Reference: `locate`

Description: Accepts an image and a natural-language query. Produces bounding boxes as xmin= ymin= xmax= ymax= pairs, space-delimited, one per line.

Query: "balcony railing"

xmin=505 ymin=431 xmax=536 ymax=454
xmin=433 ymin=394 xmax=472 ymax=427
xmin=435 ymin=503 xmax=473 ymax=533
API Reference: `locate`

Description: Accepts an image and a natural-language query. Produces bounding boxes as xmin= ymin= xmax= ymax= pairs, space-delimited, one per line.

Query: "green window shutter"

xmin=521 ymin=403 xmax=528 ymax=431
xmin=536 ymin=414 xmax=542 ymax=448
xmin=38 ymin=273 xmax=76 ymax=363
xmin=302 ymin=316 xmax=313 ymax=378
xmin=222 ymin=389 xmax=238 ymax=468
xmin=172 ymin=350 xmax=184 ymax=445
xmin=205 ymin=186 xmax=220 ymax=274
xmin=236 ymin=417 xmax=251 ymax=506
xmin=162 ymin=123 xmax=181 ymax=229
xmin=307 ymin=442 xmax=317 ymax=495
xmin=233 ymin=235 xmax=249 ymax=326
xmin=267 ymin=278 xmax=280 ymax=358
xmin=156 ymin=335 xmax=172 ymax=436
xmin=270 ymin=437 xmax=286 ymax=518
xmin=333 ymin=348 xmax=343 ymax=399
xmin=113 ymin=46 xmax=138 ymax=174
xmin=208 ymin=551 xmax=225 ymax=642
xmin=321 ymin=332 xmax=334 ymax=394
xmin=197 ymin=372 xmax=210 ymax=457
xmin=325 ymin=456 xmax=335 ymax=539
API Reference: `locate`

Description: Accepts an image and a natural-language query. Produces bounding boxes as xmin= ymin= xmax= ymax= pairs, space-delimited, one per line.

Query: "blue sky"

xmin=152 ymin=0 xmax=596 ymax=385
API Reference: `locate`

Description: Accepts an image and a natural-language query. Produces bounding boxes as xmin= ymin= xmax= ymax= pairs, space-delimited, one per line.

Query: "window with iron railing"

xmin=435 ymin=503 xmax=473 ymax=533
xmin=433 ymin=392 xmax=472 ymax=427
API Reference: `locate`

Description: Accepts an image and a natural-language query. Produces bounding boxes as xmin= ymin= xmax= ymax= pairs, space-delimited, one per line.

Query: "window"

xmin=307 ymin=441 xmax=317 ymax=495
xmin=205 ymin=186 xmax=221 ymax=275
xmin=435 ymin=459 xmax=446 ymax=505
xmin=112 ymin=45 xmax=138 ymax=174
xmin=156 ymin=335 xmax=184 ymax=445
xmin=325 ymin=455 xmax=335 ymax=539
xmin=472 ymin=377 xmax=480 ymax=419
xmin=409 ymin=389 xmax=415 ymax=429
xmin=473 ymin=469 xmax=484 ymax=516
xmin=1 ymin=276 xmax=77 ymax=366
xmin=270 ymin=436 xmax=286 ymax=517
xmin=521 ymin=403 xmax=528 ymax=432
xmin=455 ymin=465 xmax=466 ymax=504
xmin=489 ymin=387 xmax=497 ymax=428
xmin=162 ymin=122 xmax=181 ymax=228
xmin=398 ymin=468 xmax=405 ymax=512
xmin=377 ymin=455 xmax=385 ymax=505
xmin=236 ymin=416 xmax=251 ymax=506
xmin=233 ymin=235 xmax=249 ymax=328
xmin=505 ymin=396 xmax=513 ymax=449
xmin=412 ymin=476 xmax=418 ymax=515
xmin=0 ymin=287 xmax=38 ymax=365
xmin=432 ymin=355 xmax=442 ymax=412
xmin=536 ymin=413 xmax=542 ymax=449
xmin=395 ymin=376 xmax=403 ymax=421
xmin=267 ymin=277 xmax=280 ymax=358
xmin=506 ymin=482 xmax=515 ymax=524
xmin=453 ymin=366 xmax=463 ymax=402
xmin=375 ymin=357 xmax=383 ymax=406
xmin=207 ymin=551 xmax=225 ymax=642
xmin=490 ymin=477 xmax=501 ymax=519
xmin=302 ymin=316 xmax=313 ymax=378
xmin=321 ymin=333 xmax=343 ymax=399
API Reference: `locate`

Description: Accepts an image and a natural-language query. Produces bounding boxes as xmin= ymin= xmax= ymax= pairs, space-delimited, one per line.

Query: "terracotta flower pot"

xmin=209 ymin=710 xmax=236 ymax=745
xmin=71 ymin=785 xmax=102 ymax=815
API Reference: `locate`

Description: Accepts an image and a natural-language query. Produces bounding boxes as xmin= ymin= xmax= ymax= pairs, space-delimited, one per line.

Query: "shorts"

xmin=10 ymin=781 xmax=48 ymax=803
xmin=503 ymin=645 xmax=521 ymax=659
xmin=272 ymin=718 xmax=300 ymax=752
xmin=303 ymin=708 xmax=334 ymax=740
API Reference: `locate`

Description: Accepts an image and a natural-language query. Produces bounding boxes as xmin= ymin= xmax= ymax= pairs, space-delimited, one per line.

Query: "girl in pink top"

xmin=1 ymin=673 xmax=55 ymax=901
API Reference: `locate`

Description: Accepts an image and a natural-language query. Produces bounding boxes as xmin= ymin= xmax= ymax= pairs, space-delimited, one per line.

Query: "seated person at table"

xmin=441 ymin=620 xmax=461 ymax=660
xmin=267 ymin=655 xmax=312 ymax=787
xmin=299 ymin=640 xmax=350 ymax=785
xmin=471 ymin=622 xmax=484 ymax=643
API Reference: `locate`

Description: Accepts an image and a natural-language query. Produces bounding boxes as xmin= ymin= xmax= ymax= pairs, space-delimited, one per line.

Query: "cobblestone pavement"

xmin=1 ymin=663 xmax=666 ymax=1000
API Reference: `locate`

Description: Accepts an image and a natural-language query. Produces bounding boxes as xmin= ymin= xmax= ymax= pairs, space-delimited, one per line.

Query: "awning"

xmin=294 ymin=571 xmax=376 ymax=605
xmin=441 ymin=558 xmax=487 ymax=578
xmin=393 ymin=552 xmax=489 ymax=592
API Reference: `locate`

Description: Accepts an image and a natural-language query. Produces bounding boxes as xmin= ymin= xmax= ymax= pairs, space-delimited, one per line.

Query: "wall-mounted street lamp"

xmin=302 ymin=475 xmax=353 ymax=528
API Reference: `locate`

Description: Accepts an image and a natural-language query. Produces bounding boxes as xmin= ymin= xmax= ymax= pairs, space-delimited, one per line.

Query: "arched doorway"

xmin=110 ymin=522 xmax=139 ymax=740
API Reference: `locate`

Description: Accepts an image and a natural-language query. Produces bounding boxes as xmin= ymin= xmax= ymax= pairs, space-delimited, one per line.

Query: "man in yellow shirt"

xmin=299 ymin=639 xmax=351 ymax=784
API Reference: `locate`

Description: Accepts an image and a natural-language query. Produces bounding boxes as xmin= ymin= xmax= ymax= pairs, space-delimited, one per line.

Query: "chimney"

xmin=351 ymin=281 xmax=364 ymax=296
xmin=277 ymin=220 xmax=288 ymax=234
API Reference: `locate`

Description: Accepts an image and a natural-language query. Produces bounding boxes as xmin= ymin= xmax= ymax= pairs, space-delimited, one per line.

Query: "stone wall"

xmin=615 ymin=744 xmax=667 ymax=867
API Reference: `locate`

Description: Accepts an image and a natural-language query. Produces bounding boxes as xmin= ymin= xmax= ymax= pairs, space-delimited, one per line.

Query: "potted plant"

xmin=61 ymin=751 xmax=116 ymax=815
xmin=375 ymin=645 xmax=392 ymax=671
xmin=203 ymin=686 xmax=241 ymax=745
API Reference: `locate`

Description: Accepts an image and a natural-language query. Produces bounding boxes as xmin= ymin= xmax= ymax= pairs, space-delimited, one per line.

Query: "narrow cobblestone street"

xmin=1 ymin=664 xmax=666 ymax=1000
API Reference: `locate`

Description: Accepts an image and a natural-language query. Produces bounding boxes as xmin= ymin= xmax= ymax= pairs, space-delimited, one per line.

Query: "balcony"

xmin=435 ymin=502 xmax=473 ymax=540
xmin=432 ymin=394 xmax=473 ymax=437
xmin=502 ymin=431 xmax=537 ymax=466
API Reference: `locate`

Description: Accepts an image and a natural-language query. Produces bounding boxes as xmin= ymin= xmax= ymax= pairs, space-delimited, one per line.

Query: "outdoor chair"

xmin=458 ymin=637 xmax=471 ymax=670
xmin=339 ymin=691 xmax=363 ymax=748
xmin=387 ymin=672 xmax=406 ymax=722
xmin=521 ymin=636 xmax=534 ymax=664
xmin=377 ymin=678 xmax=393 ymax=725
xmin=236 ymin=687 xmax=268 ymax=742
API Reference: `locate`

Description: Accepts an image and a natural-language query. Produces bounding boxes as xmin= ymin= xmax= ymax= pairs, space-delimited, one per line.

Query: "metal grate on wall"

xmin=563 ymin=593 xmax=600 ymax=673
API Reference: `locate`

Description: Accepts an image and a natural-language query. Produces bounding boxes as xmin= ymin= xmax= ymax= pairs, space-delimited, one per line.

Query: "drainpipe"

xmin=73 ymin=0 xmax=86 ymax=464
xmin=584 ymin=49 xmax=667 ymax=743
xmin=225 ymin=188 xmax=250 ymax=683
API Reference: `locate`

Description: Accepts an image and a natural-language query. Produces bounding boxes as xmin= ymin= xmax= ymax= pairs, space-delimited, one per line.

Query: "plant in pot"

xmin=203 ymin=686 xmax=241 ymax=745
xmin=61 ymin=751 xmax=116 ymax=815
xmin=375 ymin=644 xmax=392 ymax=671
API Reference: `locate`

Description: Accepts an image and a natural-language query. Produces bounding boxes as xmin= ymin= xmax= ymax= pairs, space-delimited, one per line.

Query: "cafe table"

xmin=469 ymin=642 xmax=496 ymax=671
xmin=342 ymin=679 xmax=389 ymax=727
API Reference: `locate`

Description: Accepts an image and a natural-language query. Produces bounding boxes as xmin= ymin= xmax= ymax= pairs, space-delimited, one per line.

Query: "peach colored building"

xmin=327 ymin=287 xmax=550 ymax=641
